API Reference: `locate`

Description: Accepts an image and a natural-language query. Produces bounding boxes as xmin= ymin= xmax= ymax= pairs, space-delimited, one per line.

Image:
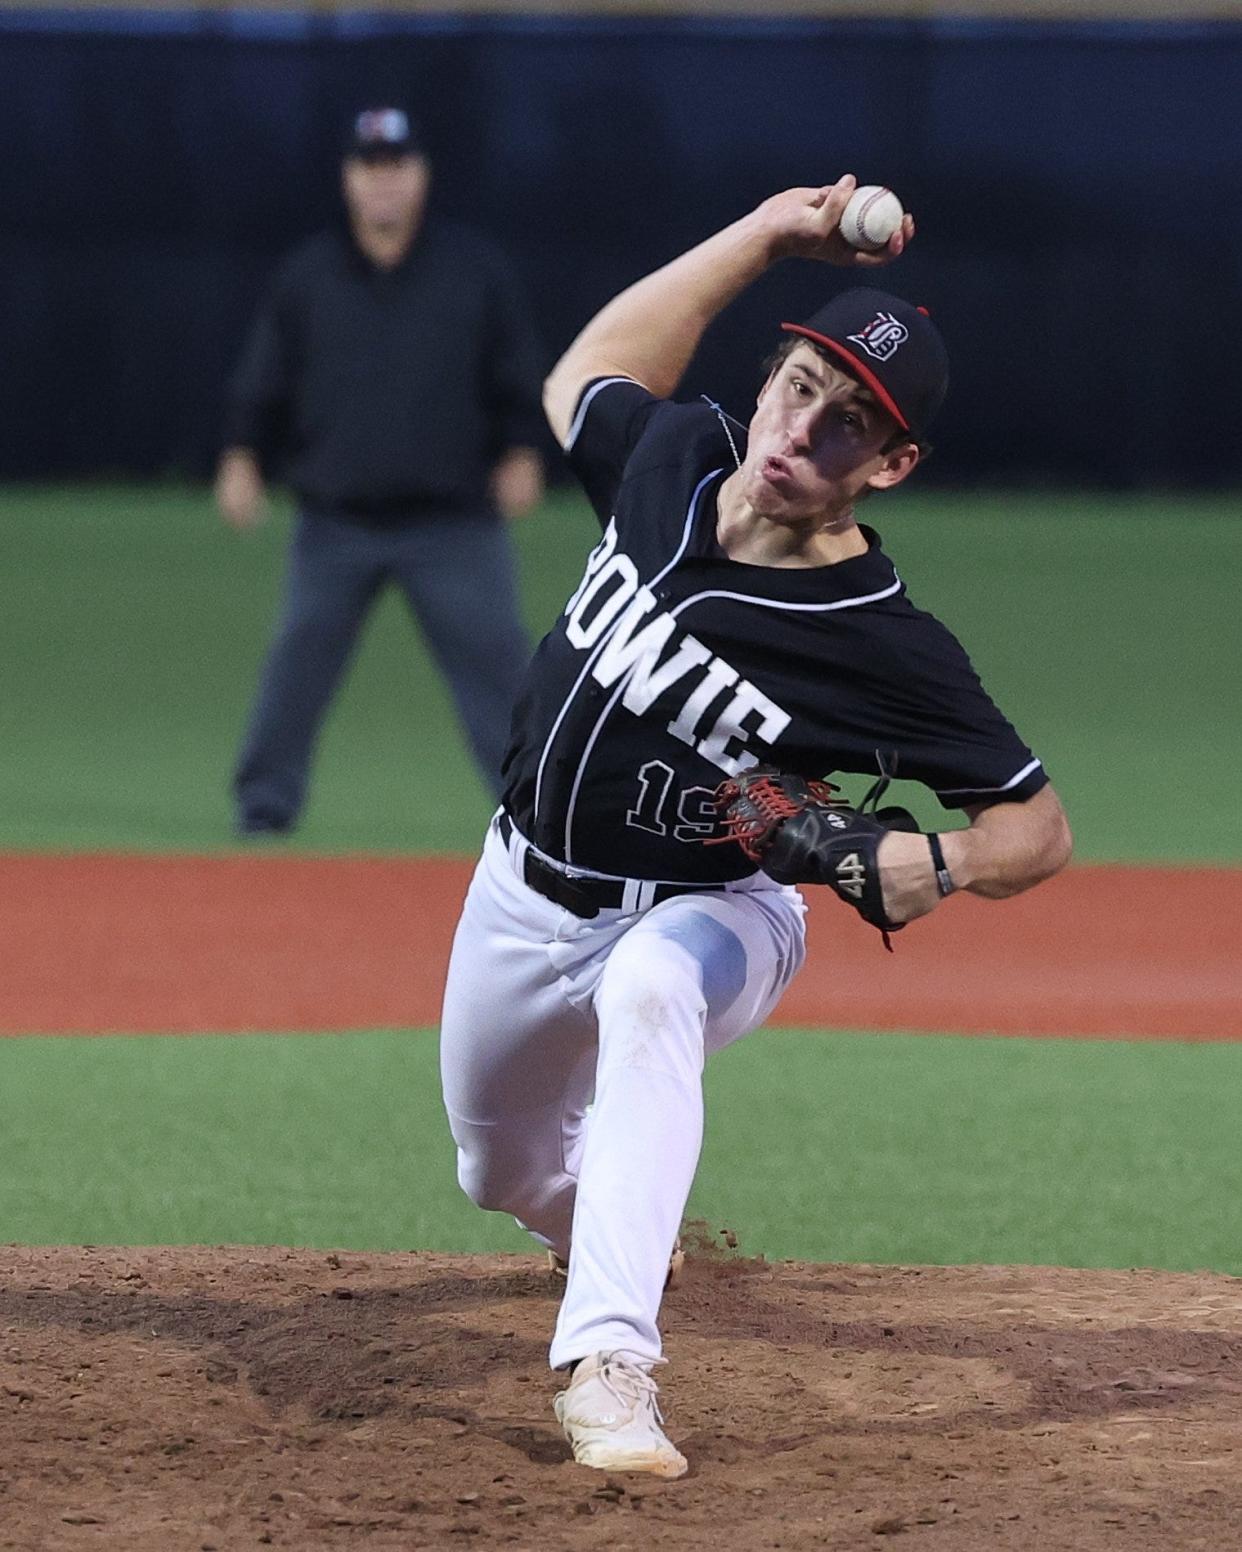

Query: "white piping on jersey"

xmin=533 ymin=464 xmax=725 ymax=842
xmin=936 ymin=757 xmax=1043 ymax=797
xmin=560 ymin=569 xmax=905 ymax=858
xmin=564 ymin=376 xmax=640 ymax=453
xmin=665 ymin=578 xmax=904 ymax=617
xmin=665 ymin=592 xmax=1045 ymax=802
xmin=562 ymin=640 xmax=662 ymax=860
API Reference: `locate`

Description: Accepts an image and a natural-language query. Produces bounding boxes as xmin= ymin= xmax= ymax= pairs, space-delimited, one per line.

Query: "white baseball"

xmin=840 ymin=185 xmax=905 ymax=252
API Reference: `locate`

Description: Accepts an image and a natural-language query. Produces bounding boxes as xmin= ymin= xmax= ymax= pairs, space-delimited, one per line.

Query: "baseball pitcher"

xmin=438 ymin=175 xmax=1071 ymax=1478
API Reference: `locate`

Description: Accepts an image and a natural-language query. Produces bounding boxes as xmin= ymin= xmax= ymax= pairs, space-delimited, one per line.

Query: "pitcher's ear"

xmin=867 ymin=441 xmax=921 ymax=492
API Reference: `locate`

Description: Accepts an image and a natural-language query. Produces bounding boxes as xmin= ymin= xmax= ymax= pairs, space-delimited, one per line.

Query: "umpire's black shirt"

xmin=222 ymin=218 xmax=544 ymax=518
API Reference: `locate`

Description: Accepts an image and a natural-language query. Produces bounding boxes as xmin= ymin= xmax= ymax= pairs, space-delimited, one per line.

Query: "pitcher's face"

xmin=741 ymin=344 xmax=915 ymax=524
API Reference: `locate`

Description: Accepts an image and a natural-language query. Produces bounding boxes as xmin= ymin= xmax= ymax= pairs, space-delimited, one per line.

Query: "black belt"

xmin=497 ymin=813 xmax=716 ymax=920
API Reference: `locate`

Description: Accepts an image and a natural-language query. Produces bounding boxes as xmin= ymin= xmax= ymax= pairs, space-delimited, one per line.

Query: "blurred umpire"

xmin=217 ymin=107 xmax=545 ymax=835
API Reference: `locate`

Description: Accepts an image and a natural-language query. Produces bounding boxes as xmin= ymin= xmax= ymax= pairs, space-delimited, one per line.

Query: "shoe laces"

xmin=597 ymin=1352 xmax=666 ymax=1425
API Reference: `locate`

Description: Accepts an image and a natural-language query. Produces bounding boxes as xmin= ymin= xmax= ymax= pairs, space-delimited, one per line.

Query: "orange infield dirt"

xmin=1 ymin=853 xmax=1239 ymax=1039
xmin=3 ymin=1243 xmax=1242 ymax=1551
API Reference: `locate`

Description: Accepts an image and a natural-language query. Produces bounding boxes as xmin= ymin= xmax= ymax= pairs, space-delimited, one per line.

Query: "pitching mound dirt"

xmin=2 ymin=1248 xmax=1241 ymax=1550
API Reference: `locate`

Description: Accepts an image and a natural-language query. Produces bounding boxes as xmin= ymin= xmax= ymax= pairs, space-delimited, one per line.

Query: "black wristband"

xmin=928 ymin=833 xmax=956 ymax=898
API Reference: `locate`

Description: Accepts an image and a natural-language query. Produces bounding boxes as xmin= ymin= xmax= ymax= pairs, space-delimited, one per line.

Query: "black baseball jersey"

xmin=501 ymin=377 xmax=1046 ymax=883
xmin=223 ymin=220 xmax=544 ymax=517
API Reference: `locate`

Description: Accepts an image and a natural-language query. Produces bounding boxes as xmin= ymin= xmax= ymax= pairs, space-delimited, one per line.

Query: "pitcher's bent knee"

xmin=457 ymin=1148 xmax=518 ymax=1214
xmin=456 ymin=1136 xmax=564 ymax=1221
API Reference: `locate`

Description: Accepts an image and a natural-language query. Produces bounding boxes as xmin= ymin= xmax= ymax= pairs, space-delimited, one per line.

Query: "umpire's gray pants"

xmin=233 ymin=506 xmax=530 ymax=827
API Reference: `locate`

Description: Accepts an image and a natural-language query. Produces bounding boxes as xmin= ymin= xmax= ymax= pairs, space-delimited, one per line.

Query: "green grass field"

xmin=2 ymin=483 xmax=1239 ymax=859
xmin=2 ymin=484 xmax=1239 ymax=1271
xmin=4 ymin=1028 xmax=1241 ymax=1274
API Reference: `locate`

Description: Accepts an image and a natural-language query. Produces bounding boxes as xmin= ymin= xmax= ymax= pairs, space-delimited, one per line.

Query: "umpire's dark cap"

xmin=782 ymin=289 xmax=948 ymax=437
xmin=345 ymin=107 xmax=424 ymax=161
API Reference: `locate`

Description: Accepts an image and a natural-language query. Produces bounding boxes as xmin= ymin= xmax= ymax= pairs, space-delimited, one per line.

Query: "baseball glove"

xmin=709 ymin=766 xmax=925 ymax=948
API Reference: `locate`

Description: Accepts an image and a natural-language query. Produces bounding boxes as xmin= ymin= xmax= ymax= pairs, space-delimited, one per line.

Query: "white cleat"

xmin=554 ymin=1351 xmax=688 ymax=1479
xmin=547 ymin=1239 xmax=685 ymax=1290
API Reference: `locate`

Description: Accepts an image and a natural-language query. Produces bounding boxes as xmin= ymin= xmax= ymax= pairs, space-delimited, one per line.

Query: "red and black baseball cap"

xmin=345 ymin=107 xmax=424 ymax=161
xmin=781 ymin=288 xmax=949 ymax=438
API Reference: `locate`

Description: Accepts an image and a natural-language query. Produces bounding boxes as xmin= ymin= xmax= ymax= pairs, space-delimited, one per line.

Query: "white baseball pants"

xmin=439 ymin=818 xmax=806 ymax=1370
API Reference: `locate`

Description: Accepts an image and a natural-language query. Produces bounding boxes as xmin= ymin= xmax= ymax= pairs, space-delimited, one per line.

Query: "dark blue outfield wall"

xmin=1 ymin=11 xmax=1240 ymax=487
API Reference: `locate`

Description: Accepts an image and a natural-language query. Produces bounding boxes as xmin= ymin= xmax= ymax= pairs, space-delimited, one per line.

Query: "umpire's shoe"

xmin=554 ymin=1352 xmax=688 ymax=1478
xmin=235 ymin=810 xmax=294 ymax=840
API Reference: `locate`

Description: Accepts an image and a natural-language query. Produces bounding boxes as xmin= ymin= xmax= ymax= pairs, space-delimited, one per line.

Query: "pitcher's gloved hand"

xmin=710 ymin=766 xmax=951 ymax=949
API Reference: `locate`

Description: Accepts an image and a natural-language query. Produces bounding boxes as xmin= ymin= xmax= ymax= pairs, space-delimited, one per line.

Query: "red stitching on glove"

xmin=706 ymin=774 xmax=842 ymax=862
